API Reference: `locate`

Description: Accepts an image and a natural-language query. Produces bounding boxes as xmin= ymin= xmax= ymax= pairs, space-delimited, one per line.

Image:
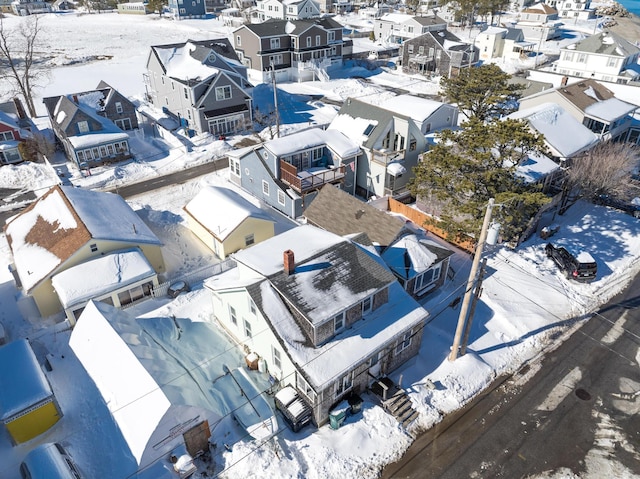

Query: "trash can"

xmin=347 ymin=394 xmax=363 ymax=415
xmin=329 ymin=401 xmax=350 ymax=430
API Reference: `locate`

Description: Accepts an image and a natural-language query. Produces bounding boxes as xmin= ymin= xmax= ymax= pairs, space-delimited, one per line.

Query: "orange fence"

xmin=388 ymin=198 xmax=476 ymax=253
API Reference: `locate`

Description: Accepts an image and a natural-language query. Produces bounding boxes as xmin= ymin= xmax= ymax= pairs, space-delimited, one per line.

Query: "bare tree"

xmin=0 ymin=15 xmax=47 ymax=117
xmin=565 ymin=141 xmax=640 ymax=200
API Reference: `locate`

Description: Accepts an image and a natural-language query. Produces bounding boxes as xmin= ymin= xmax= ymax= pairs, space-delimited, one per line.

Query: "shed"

xmin=0 ymin=339 xmax=62 ymax=444
xmin=183 ymin=186 xmax=275 ymax=259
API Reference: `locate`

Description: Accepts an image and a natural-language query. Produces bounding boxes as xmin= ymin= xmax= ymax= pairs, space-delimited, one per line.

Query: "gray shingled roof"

xmin=242 ymin=17 xmax=342 ymax=37
xmin=304 ymin=184 xmax=406 ymax=248
xmin=269 ymin=241 xmax=396 ymax=324
xmin=565 ymin=31 xmax=640 ymax=57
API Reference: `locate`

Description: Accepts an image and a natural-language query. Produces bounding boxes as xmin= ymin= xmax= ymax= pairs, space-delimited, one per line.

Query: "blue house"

xmin=227 ymin=127 xmax=360 ymax=219
xmin=168 ymin=0 xmax=206 ymax=19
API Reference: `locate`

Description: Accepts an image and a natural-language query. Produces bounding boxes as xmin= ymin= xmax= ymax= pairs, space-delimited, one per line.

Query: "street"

xmin=382 ymin=272 xmax=640 ymax=478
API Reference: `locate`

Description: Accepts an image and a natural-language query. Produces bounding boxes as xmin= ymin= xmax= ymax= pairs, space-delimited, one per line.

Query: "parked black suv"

xmin=545 ymin=243 xmax=597 ymax=282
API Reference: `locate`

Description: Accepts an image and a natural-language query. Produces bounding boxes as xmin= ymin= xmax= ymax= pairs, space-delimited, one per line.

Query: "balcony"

xmin=372 ymin=148 xmax=405 ymax=166
xmin=280 ymin=160 xmax=346 ymax=194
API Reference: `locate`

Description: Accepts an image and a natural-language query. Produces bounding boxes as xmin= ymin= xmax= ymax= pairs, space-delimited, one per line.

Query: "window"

xmin=368 ymin=351 xmax=381 ymax=367
xmin=395 ymin=330 xmax=412 ymax=355
xmin=172 ymin=81 xmax=175 ymax=90
xmin=90 ymin=243 xmax=98 ymax=253
xmin=334 ymin=312 xmax=344 ymax=332
xmin=409 ymin=139 xmax=417 ymax=151
xmin=249 ymin=298 xmax=257 ymax=315
xmin=408 ymin=44 xmax=414 ymax=54
xmin=236 ymin=35 xmax=242 ymax=46
xmin=115 ymin=118 xmax=132 ymax=130
xmin=244 ymin=318 xmax=252 ymax=338
xmin=270 ymin=38 xmax=280 ymax=49
xmin=362 ymin=296 xmax=372 ymax=315
xmin=336 ymin=372 xmax=353 ymax=396
xmin=272 ymin=347 xmax=282 ymax=370
xmin=118 ymin=290 xmax=132 ymax=306
xmin=328 ymin=31 xmax=335 ymax=42
xmin=215 ymin=85 xmax=232 ymax=101
xmin=99 ymin=146 xmax=107 ymax=157
xmin=607 ymin=57 xmax=618 ymax=68
xmin=184 ymin=88 xmax=188 ymax=99
xmin=77 ymin=121 xmax=89 ymax=133
xmin=115 ymin=102 xmax=123 ymax=114
xmin=414 ymin=264 xmax=441 ymax=292
xmin=277 ymin=189 xmax=285 ymax=205
xmin=245 ymin=234 xmax=255 ymax=246
xmin=229 ymin=305 xmax=237 ymax=324
xmin=0 ymin=131 xmax=14 ymax=141
xmin=269 ymin=54 xmax=283 ymax=65
xmin=306 ymin=37 xmax=312 ymax=47
xmin=577 ymin=53 xmax=587 ymax=63
xmin=262 ymin=180 xmax=270 ymax=196
xmin=229 ymin=158 xmax=240 ymax=176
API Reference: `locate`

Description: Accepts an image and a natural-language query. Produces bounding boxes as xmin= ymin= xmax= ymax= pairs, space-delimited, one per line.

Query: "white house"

xmin=550 ymin=31 xmax=640 ymax=84
xmin=516 ymin=2 xmax=562 ymax=41
xmin=476 ymin=26 xmax=535 ymax=62
xmin=544 ymin=0 xmax=594 ymax=20
xmin=204 ymin=225 xmax=429 ymax=426
xmin=373 ymin=13 xmax=447 ymax=44
xmin=255 ymin=0 xmax=321 ymax=21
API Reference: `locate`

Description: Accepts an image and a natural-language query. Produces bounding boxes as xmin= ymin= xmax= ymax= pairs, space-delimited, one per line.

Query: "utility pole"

xmin=460 ymin=257 xmax=487 ymax=356
xmin=449 ymin=198 xmax=495 ymax=362
xmin=271 ymin=61 xmax=280 ymax=138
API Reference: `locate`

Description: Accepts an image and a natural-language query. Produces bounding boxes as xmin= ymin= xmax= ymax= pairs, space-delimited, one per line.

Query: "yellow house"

xmin=0 ymin=339 xmax=62 ymax=444
xmin=4 ymin=185 xmax=165 ymax=319
xmin=184 ymin=186 xmax=276 ymax=259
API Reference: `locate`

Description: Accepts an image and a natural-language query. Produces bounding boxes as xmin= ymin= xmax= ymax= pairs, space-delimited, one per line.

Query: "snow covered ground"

xmin=1 ymin=10 xmax=639 ymax=479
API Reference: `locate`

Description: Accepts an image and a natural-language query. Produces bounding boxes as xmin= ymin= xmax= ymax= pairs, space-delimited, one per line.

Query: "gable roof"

xmin=508 ymin=102 xmax=598 ymax=158
xmin=206 ymin=225 xmax=428 ymax=390
xmin=378 ymin=94 xmax=451 ymax=124
xmin=554 ymin=79 xmax=637 ymax=120
xmin=4 ymin=185 xmax=160 ymax=292
xmin=303 ymin=184 xmax=405 ymax=248
xmin=239 ymin=17 xmax=341 ymax=37
xmin=69 ymin=301 xmax=223 ymax=466
xmin=382 ymin=234 xmax=454 ymax=279
xmin=184 ymin=186 xmax=274 ymax=241
xmin=563 ymin=31 xmax=640 ymax=57
xmin=522 ymin=3 xmax=557 ymax=14
xmin=150 ymin=38 xmax=243 ymax=86
xmin=329 ymin=98 xmax=406 ymax=149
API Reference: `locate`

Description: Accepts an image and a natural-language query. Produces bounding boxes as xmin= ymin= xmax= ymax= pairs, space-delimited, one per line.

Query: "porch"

xmin=280 ymin=159 xmax=346 ymax=194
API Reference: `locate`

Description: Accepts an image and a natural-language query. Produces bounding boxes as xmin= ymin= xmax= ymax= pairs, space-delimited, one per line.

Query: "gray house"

xmin=399 ymin=30 xmax=477 ymax=77
xmin=233 ymin=17 xmax=344 ymax=83
xmin=227 ymin=127 xmax=360 ymax=219
xmin=328 ymin=95 xmax=458 ymax=200
xmin=145 ymin=39 xmax=253 ymax=137
xmin=43 ymin=82 xmax=136 ymax=168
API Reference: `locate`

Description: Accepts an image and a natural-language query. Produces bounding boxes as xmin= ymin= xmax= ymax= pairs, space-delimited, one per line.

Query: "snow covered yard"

xmin=0 ymin=9 xmax=639 ymax=479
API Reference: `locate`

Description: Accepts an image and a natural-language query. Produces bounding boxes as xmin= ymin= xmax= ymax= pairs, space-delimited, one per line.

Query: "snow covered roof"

xmin=508 ymin=103 xmax=598 ymax=158
xmin=515 ymin=151 xmax=561 ymax=184
xmin=0 ymin=339 xmax=53 ymax=421
xmin=0 ymin=110 xmax=19 ymax=130
xmin=584 ymin=98 xmax=637 ymax=122
xmin=4 ymin=185 xmax=160 ymax=293
xmin=263 ymin=127 xmax=360 ymax=159
xmin=184 ymin=186 xmax=274 ymax=241
xmin=378 ymin=95 xmax=449 ymax=124
xmin=382 ymin=234 xmax=453 ymax=279
xmin=52 ymin=248 xmax=156 ymax=309
xmin=69 ymin=301 xmax=223 ymax=466
xmin=379 ymin=12 xmax=412 ymax=24
xmin=256 ymin=272 xmax=427 ymax=390
xmin=206 ymin=225 xmax=429 ymax=390
xmin=481 ymin=26 xmax=508 ymax=36
xmin=563 ymin=31 xmax=640 ymax=57
xmin=155 ymin=42 xmax=221 ymax=82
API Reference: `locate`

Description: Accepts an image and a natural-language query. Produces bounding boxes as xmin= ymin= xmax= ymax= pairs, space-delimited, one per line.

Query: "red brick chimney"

xmin=283 ymin=250 xmax=295 ymax=275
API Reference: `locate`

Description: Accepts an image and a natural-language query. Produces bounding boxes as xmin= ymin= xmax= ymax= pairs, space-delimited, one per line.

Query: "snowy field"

xmin=0 ymin=10 xmax=639 ymax=479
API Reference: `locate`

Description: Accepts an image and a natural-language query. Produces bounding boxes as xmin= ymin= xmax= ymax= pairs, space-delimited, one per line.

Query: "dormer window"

xmin=362 ymin=296 xmax=372 ymax=315
xmin=333 ymin=312 xmax=344 ymax=332
xmin=77 ymin=121 xmax=89 ymax=134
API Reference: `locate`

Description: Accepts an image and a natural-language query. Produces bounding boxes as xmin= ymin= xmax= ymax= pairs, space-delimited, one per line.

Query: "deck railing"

xmin=280 ymin=160 xmax=346 ymax=194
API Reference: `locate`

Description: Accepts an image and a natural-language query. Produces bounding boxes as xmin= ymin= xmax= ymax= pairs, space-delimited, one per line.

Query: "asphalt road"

xmin=382 ymin=272 xmax=640 ymax=478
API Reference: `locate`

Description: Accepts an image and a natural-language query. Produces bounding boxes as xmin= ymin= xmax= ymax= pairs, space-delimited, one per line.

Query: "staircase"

xmin=371 ymin=377 xmax=419 ymax=428
xmin=382 ymin=390 xmax=419 ymax=428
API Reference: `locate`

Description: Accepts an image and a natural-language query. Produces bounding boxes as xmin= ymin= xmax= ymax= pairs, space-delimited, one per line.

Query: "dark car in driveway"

xmin=545 ymin=243 xmax=597 ymax=283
